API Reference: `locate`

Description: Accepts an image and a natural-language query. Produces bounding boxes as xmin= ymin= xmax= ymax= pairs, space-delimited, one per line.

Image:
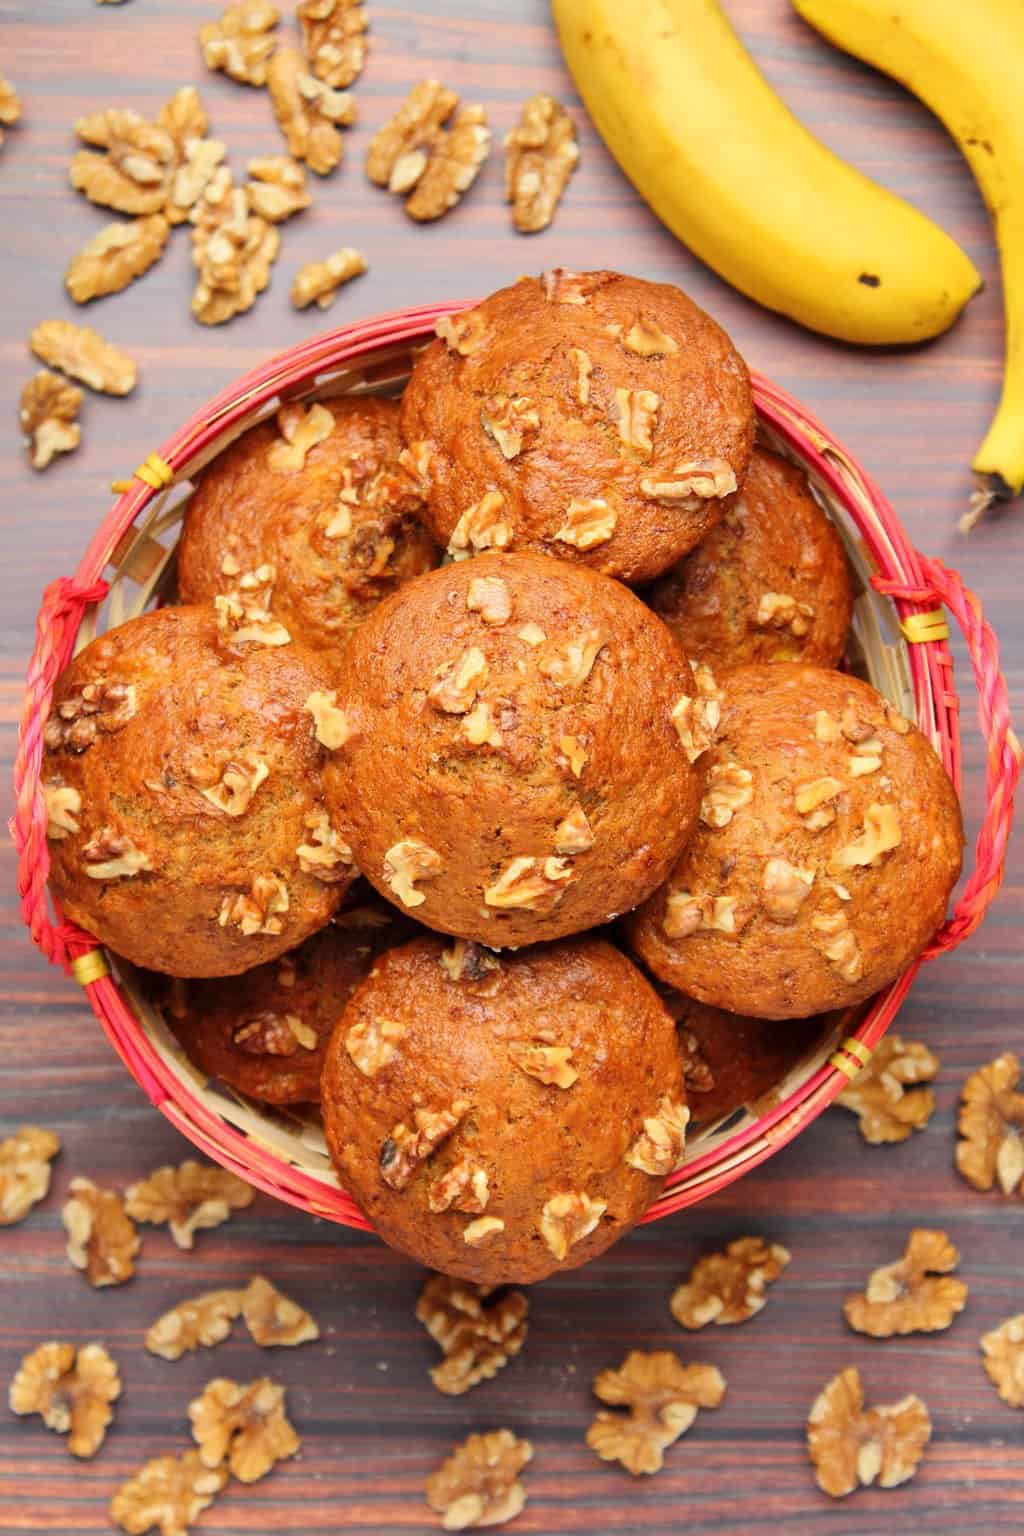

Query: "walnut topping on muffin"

xmin=466 ymin=575 xmax=512 ymax=625
xmin=44 ymin=783 xmax=82 ymax=840
xmin=555 ymin=498 xmax=617 ymax=551
xmin=295 ymin=809 xmax=352 ymax=880
xmin=429 ymin=1159 xmax=490 ymax=1215
xmin=626 ymin=1097 xmax=689 ymax=1176
xmin=305 ymin=690 xmax=353 ymax=750
xmin=554 ymin=803 xmax=594 ymax=853
xmin=484 ymin=856 xmax=574 ymax=911
xmin=569 ymin=346 xmax=592 ymax=404
xmin=447 ymin=490 xmax=513 ymax=558
xmin=830 ymin=804 xmax=901 ymax=872
xmin=383 ymin=839 xmax=443 ymax=907
xmin=193 ymin=755 xmax=269 ymax=817
xmin=380 ymin=1100 xmax=470 ymax=1191
xmin=700 ymin=762 xmax=753 ymax=828
xmin=480 ymin=394 xmax=540 ymax=460
xmin=616 ymin=317 xmax=679 ymax=357
xmin=219 ymin=875 xmax=290 ymax=937
xmin=761 ymin=857 xmax=816 ymax=922
xmin=538 ymin=629 xmax=605 ymax=688
xmin=640 ymin=457 xmax=737 ymax=506
xmin=346 ymin=1015 xmax=406 ymax=1078
xmin=82 ymin=829 xmax=152 ymax=880
xmin=268 ymin=401 xmax=334 ymax=472
xmin=508 ymin=1039 xmax=578 ymax=1088
xmin=44 ymin=681 xmax=137 ymax=753
xmin=429 ymin=647 xmax=489 ymax=714
xmin=539 ymin=1191 xmax=606 ymax=1260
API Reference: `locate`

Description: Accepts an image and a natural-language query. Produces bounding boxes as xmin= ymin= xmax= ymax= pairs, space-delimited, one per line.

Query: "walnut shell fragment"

xmin=956 ymin=1051 xmax=1024 ymax=1197
xmin=807 ymin=1366 xmax=931 ymax=1499
xmin=291 ymin=247 xmax=367 ymax=310
xmin=504 ymin=94 xmax=578 ymax=233
xmin=9 ymin=1340 xmax=121 ymax=1458
xmin=416 ymin=1274 xmax=529 ymax=1397
xmin=31 ymin=320 xmax=137 ymax=396
xmin=367 ymin=80 xmax=489 ymax=221
xmin=70 ymin=107 xmax=175 ymax=214
xmin=63 ymin=1177 xmax=140 ymax=1288
xmin=426 ymin=1428 xmax=533 ymax=1532
xmin=836 ymin=1034 xmax=939 ymax=1144
xmin=199 ymin=0 xmax=280 ymax=86
xmin=66 ymin=214 xmax=171 ymax=304
xmin=267 ymin=45 xmax=356 ymax=176
xmin=298 ymin=0 xmax=368 ymax=89
xmin=0 ymin=1125 xmax=60 ymax=1225
xmin=980 ymin=1314 xmax=1024 ymax=1408
xmin=671 ymin=1236 xmax=790 ymax=1329
xmin=19 ymin=372 xmax=82 ymax=471
xmin=145 ymin=1289 xmax=244 ymax=1361
xmin=586 ymin=1350 xmax=725 ymax=1476
xmin=844 ymin=1228 xmax=968 ymax=1337
xmin=124 ymin=1159 xmax=253 ymax=1249
xmin=188 ymin=1376 xmax=300 ymax=1483
xmin=241 ymin=1275 xmax=320 ymax=1348
xmin=110 ymin=1449 xmax=228 ymax=1536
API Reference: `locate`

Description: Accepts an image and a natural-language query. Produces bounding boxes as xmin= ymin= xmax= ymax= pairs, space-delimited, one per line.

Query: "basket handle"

xmin=874 ymin=558 xmax=1021 ymax=959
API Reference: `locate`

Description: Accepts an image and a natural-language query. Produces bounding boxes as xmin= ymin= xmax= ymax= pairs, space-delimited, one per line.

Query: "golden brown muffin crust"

xmin=321 ymin=935 xmax=686 ymax=1283
xmin=400 ymin=270 xmax=755 ymax=583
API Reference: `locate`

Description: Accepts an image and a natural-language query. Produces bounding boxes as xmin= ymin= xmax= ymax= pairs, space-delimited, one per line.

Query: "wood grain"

xmin=0 ymin=2 xmax=1021 ymax=1532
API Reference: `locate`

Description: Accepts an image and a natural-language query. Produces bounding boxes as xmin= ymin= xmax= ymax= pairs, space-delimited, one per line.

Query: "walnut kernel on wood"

xmin=63 ymin=1178 xmax=140 ymax=1288
xmin=9 ymin=1341 xmax=120 ymax=1458
xmin=836 ymin=1034 xmax=939 ymax=1144
xmin=291 ymin=247 xmax=367 ymax=309
xmin=246 ymin=155 xmax=311 ymax=222
xmin=586 ymin=1350 xmax=726 ymax=1476
xmin=190 ymin=167 xmax=280 ymax=326
xmin=70 ymin=108 xmax=175 ymax=215
xmin=981 ymin=1314 xmax=1024 ymax=1408
xmin=505 ymin=94 xmax=579 ymax=233
xmin=241 ymin=1275 xmax=320 ymax=1348
xmin=66 ymin=214 xmax=171 ymax=305
xmin=0 ymin=1125 xmax=60 ymax=1225
xmin=957 ymin=1051 xmax=1024 ymax=1196
xmin=267 ymin=46 xmax=356 ymax=176
xmin=298 ymin=0 xmax=368 ymax=89
xmin=807 ymin=1367 xmax=931 ymax=1499
xmin=20 ymin=372 xmax=82 ymax=471
xmin=366 ymin=79 xmax=457 ymax=190
xmin=111 ymin=1449 xmax=228 ymax=1536
xmin=146 ymin=1289 xmax=244 ymax=1361
xmin=671 ymin=1236 xmax=791 ymax=1329
xmin=416 ymin=1274 xmax=528 ymax=1397
xmin=844 ymin=1229 xmax=968 ymax=1337
xmin=199 ymin=0 xmax=280 ymax=86
xmin=30 ymin=321 xmax=137 ymax=396
xmin=406 ymin=105 xmax=490 ymax=221
xmin=125 ymin=1159 xmax=253 ymax=1249
xmin=188 ymin=1376 xmax=300 ymax=1483
xmin=426 ymin=1428 xmax=533 ymax=1532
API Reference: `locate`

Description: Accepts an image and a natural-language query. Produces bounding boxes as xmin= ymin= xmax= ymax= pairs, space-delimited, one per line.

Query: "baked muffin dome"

xmin=321 ymin=934 xmax=687 ymax=1284
xmin=165 ymin=899 xmax=412 ymax=1105
xmin=626 ymin=665 xmax=963 ymax=1018
xmin=400 ymin=270 xmax=755 ymax=584
xmin=177 ymin=397 xmax=438 ymax=653
xmin=320 ymin=551 xmax=707 ymax=947
xmin=648 ymin=446 xmax=853 ymax=669
xmin=42 ymin=604 xmax=355 ymax=977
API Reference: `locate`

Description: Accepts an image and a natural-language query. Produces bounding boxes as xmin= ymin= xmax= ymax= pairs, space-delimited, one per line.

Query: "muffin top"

xmin=648 ymin=446 xmax=853 ymax=669
xmin=42 ymin=603 xmax=354 ymax=977
xmin=320 ymin=551 xmax=707 ymax=947
xmin=626 ymin=664 xmax=963 ymax=1018
xmin=177 ymin=396 xmax=438 ymax=653
xmin=320 ymin=934 xmax=687 ymax=1284
xmin=400 ymin=270 xmax=755 ymax=584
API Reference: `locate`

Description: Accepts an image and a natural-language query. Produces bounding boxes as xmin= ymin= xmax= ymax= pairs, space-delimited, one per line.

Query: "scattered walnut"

xmin=43 ymin=782 xmax=81 ymax=841
xmin=190 ymin=167 xmax=279 ymax=325
xmin=447 ymin=490 xmax=513 ymax=558
xmin=554 ymin=497 xmax=617 ymax=550
xmin=146 ymin=1289 xmax=244 ymax=1361
xmin=406 ymin=100 xmax=491 ymax=219
xmin=367 ymin=79 xmax=458 ymax=190
xmin=429 ymin=646 xmax=489 ymax=714
xmin=0 ymin=71 xmax=21 ymax=148
xmin=463 ymin=1215 xmax=505 ymax=1246
xmin=379 ymin=1101 xmax=469 ymax=1191
xmin=199 ymin=0 xmax=280 ymax=86
xmin=700 ymin=761 xmax=753 ymax=828
xmin=246 ymin=155 xmax=312 ymax=222
xmin=467 ymin=575 xmax=512 ymax=626
xmin=981 ymin=1314 xmax=1024 ymax=1408
xmin=541 ymin=267 xmax=594 ymax=304
xmin=671 ymin=691 xmax=720 ymax=763
xmin=217 ymin=874 xmax=290 ymax=936
xmin=761 ymin=856 xmax=815 ymax=922
xmin=193 ymin=754 xmax=268 ymax=817
xmin=268 ymin=45 xmax=355 ymax=175
xmin=298 ymin=0 xmax=367 ymax=88
xmin=794 ymin=775 xmax=843 ymax=830
xmin=836 ymin=1034 xmax=939 ymax=1144
xmin=831 ymin=803 xmax=902 ymax=873
xmin=304 ymin=689 xmax=353 ymax=750
xmin=558 ymin=733 xmax=588 ymax=778
xmin=569 ymin=346 xmax=593 ymax=405
xmin=554 ymin=803 xmax=594 ymax=854
xmin=613 ymin=387 xmax=659 ymax=455
xmin=63 ymin=1178 xmax=139 ymax=1288
xmin=111 ymin=1450 xmax=227 ymax=1536
xmin=956 ymin=1052 xmax=1024 ymax=1196
xmin=480 ymin=393 xmax=540 ymax=459
xmin=756 ymin=590 xmax=815 ymax=637
xmin=0 ymin=1126 xmax=60 ymax=1225
xmin=296 ymin=809 xmax=353 ymax=881
xmin=439 ymin=940 xmax=502 ymax=987
xmin=383 ymin=838 xmax=443 ymax=908
xmin=125 ymin=1159 xmax=254 ymax=1249
xmin=416 ymin=1275 xmax=528 ymax=1396
xmin=618 ymin=318 xmax=679 ymax=357
xmin=426 ymin=1429 xmax=533 ymax=1532
xmin=508 ymin=1039 xmax=579 ymax=1089
xmin=807 ymin=1367 xmax=931 ymax=1499
xmin=429 ymin=1159 xmax=491 ymax=1215
xmin=291 ymin=246 xmax=366 ymax=309
xmin=586 ymin=1350 xmax=726 ymax=1476
xmin=242 ymin=1275 xmax=319 ymax=1348
xmin=811 ymin=909 xmax=863 ymax=982
xmin=19 ymin=372 xmax=82 ymax=471
xmin=66 ymin=214 xmax=171 ymax=304
xmin=167 ymin=137 xmax=227 ymax=226
xmin=663 ymin=890 xmax=739 ymax=939
xmin=504 ymin=93 xmax=578 ymax=233
xmin=81 ymin=828 xmax=151 ymax=879
xmin=232 ymin=1011 xmax=316 ymax=1056
xmin=671 ymin=1236 xmax=791 ymax=1329
xmin=189 ymin=1377 xmax=299 ymax=1483
xmin=538 ymin=1190 xmax=606 ymax=1261
xmin=626 ymin=1097 xmax=689 ymax=1177
xmin=538 ymin=628 xmax=605 ymax=688
xmin=641 ymin=458 xmax=738 ymax=506
xmin=9 ymin=1340 xmax=120 ymax=1460
xmin=484 ymin=855 xmax=574 ymax=912
xmin=844 ymin=1229 xmax=967 ymax=1337
xmin=462 ymin=700 xmax=503 ymax=749
xmin=30 ymin=320 xmax=137 ymax=396
xmin=70 ymin=107 xmax=174 ymax=214
xmin=346 ymin=1015 xmax=406 ymax=1078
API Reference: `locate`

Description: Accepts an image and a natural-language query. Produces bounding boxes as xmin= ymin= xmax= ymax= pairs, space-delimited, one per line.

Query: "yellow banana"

xmin=791 ymin=0 xmax=1024 ymax=502
xmin=551 ymin=0 xmax=980 ymax=346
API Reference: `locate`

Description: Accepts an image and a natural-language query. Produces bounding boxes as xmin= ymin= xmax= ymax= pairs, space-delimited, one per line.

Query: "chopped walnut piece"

xmin=761 ymin=856 xmax=815 ymax=922
xmin=463 ymin=1216 xmax=505 ymax=1246
xmin=30 ymin=320 xmax=137 ymax=396
xmin=9 ymin=1340 xmax=120 ymax=1459
xmin=242 ymin=1276 xmax=319 ymax=1348
xmin=981 ymin=1314 xmax=1024 ymax=1408
xmin=298 ymin=0 xmax=367 ymax=88
xmin=558 ymin=733 xmax=587 ymax=777
xmin=508 ymin=1039 xmax=578 ymax=1089
xmin=700 ymin=761 xmax=753 ymax=828
xmin=626 ymin=1097 xmax=689 ymax=1176
xmin=831 ymin=803 xmax=902 ymax=873
xmin=836 ymin=1034 xmax=939 ymax=1144
xmin=380 ymin=1101 xmax=470 ymax=1190
xmin=569 ymin=346 xmax=593 ymax=405
xmin=794 ymin=775 xmax=843 ymax=830
xmin=586 ymin=1350 xmax=726 ymax=1476
xmin=426 ymin=1429 xmax=533 ymax=1531
xmin=416 ymin=1275 xmax=528 ymax=1396
xmin=429 ymin=1159 xmax=491 ymax=1215
xmin=436 ymin=308 xmax=489 ymax=358
xmin=671 ymin=691 xmax=720 ymax=763
xmin=44 ymin=783 xmax=79 ymax=845
xmin=467 ymin=575 xmax=512 ymax=626
xmin=194 ymin=754 xmax=268 ymax=817
xmin=190 ymin=166 xmax=279 ymax=326
xmin=756 ymin=590 xmax=815 ymax=637
xmin=462 ymin=700 xmax=503 ymax=749
xmin=111 ymin=1449 xmax=227 ymax=1536
xmin=367 ymin=79 xmax=458 ymax=190
xmin=269 ymin=400 xmax=334 ymax=471
xmin=268 ymin=45 xmax=355 ymax=174
xmin=383 ymin=838 xmax=443 ymax=908
xmin=484 ymin=855 xmax=574 ymax=912
xmin=555 ymin=497 xmax=617 ymax=550
xmin=19 ymin=372 xmax=82 ymax=470
xmin=70 ymin=107 xmax=174 ymax=214
xmin=538 ymin=628 xmax=605 ymax=688
xmin=0 ymin=71 xmax=21 ymax=148
xmin=291 ymin=246 xmax=366 ymax=309
xmin=189 ymin=1377 xmax=299 ymax=1483
xmin=671 ymin=1236 xmax=790 ymax=1329
xmin=663 ymin=890 xmax=739 ymax=939
xmin=619 ymin=318 xmax=679 ymax=357
xmin=232 ymin=1010 xmax=317 ymax=1056
xmin=504 ymin=93 xmax=578 ymax=233
xmin=541 ymin=267 xmax=594 ymax=304
xmin=296 ymin=808 xmax=353 ymax=881
xmin=448 ymin=490 xmax=513 ymax=558
xmin=554 ymin=803 xmax=594 ymax=854
xmin=246 ymin=155 xmax=312 ymax=222
xmin=613 ymin=386 xmax=659 ymax=455
xmin=0 ymin=1126 xmax=60 ymax=1225
xmin=480 ymin=393 xmax=540 ymax=459
xmin=429 ymin=646 xmax=489 ymax=714
xmin=45 ymin=679 xmax=137 ymax=753
xmin=63 ymin=1178 xmax=139 ymax=1288
xmin=439 ymin=940 xmax=502 ymax=988
xmin=82 ymin=827 xmax=152 ymax=879
xmin=200 ymin=0 xmax=279 ymax=85
xmin=125 ymin=1160 xmax=254 ymax=1249
xmin=811 ymin=908 xmax=863 ymax=982
xmin=218 ymin=874 xmax=290 ymax=937
xmin=814 ymin=708 xmax=841 ymax=743
xmin=678 ymin=1028 xmax=715 ymax=1096
xmin=844 ymin=1229 xmax=967 ymax=1337
xmin=956 ymin=1052 xmax=1024 ymax=1196
xmin=641 ymin=457 xmax=738 ymax=506
xmin=146 ymin=1289 xmax=244 ymax=1361
xmin=346 ymin=1015 xmax=406 ymax=1078
xmin=807 ymin=1367 xmax=931 ymax=1499
xmin=304 ymin=688 xmax=353 ymax=749
xmin=538 ymin=1190 xmax=606 ymax=1261
xmin=66 ymin=214 xmax=170 ymax=304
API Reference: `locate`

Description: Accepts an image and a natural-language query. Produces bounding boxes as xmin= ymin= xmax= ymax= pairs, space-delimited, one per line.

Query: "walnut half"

xmin=62 ymin=1178 xmax=140 ymax=1288
xmin=0 ymin=1125 xmax=60 ymax=1226
xmin=416 ymin=1274 xmax=528 ymax=1397
xmin=836 ymin=1035 xmax=939 ymax=1144
xmin=379 ymin=1100 xmax=469 ymax=1190
xmin=426 ymin=1429 xmax=533 ymax=1532
xmin=188 ymin=1376 xmax=300 ymax=1483
xmin=671 ymin=1236 xmax=791 ymax=1329
xmin=844 ymin=1229 xmax=968 ymax=1337
xmin=538 ymin=1190 xmax=606 ymax=1261
xmin=504 ymin=94 xmax=578 ymax=233
xmin=20 ymin=372 xmax=82 ymax=471
xmin=9 ymin=1341 xmax=120 ymax=1459
xmin=956 ymin=1051 xmax=1024 ymax=1197
xmin=807 ymin=1367 xmax=931 ymax=1499
xmin=586 ymin=1350 xmax=726 ymax=1476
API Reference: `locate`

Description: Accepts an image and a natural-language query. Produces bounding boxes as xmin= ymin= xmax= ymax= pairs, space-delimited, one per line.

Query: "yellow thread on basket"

xmin=900 ymin=609 xmax=950 ymax=644
xmin=71 ymin=950 xmax=110 ymax=987
xmin=828 ymin=1037 xmax=873 ymax=1080
xmin=134 ymin=453 xmax=174 ymax=490
xmin=110 ymin=479 xmax=133 ymax=494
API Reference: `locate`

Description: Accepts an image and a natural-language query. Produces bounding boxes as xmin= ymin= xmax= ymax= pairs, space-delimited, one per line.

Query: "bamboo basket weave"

xmin=13 ymin=301 xmax=1022 ymax=1231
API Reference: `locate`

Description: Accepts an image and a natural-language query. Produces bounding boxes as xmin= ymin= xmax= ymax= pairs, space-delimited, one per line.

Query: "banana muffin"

xmin=164 ymin=899 xmax=413 ymax=1104
xmin=320 ymin=934 xmax=688 ymax=1284
xmin=320 ymin=551 xmax=708 ymax=947
xmin=648 ymin=446 xmax=853 ymax=669
xmin=626 ymin=664 xmax=963 ymax=1017
xmin=42 ymin=603 xmax=355 ymax=977
xmin=177 ymin=396 xmax=438 ymax=653
xmin=400 ymin=269 xmax=755 ymax=584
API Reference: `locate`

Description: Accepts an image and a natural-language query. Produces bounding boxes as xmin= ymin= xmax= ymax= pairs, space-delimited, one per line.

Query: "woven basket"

xmin=13 ymin=301 xmax=1022 ymax=1231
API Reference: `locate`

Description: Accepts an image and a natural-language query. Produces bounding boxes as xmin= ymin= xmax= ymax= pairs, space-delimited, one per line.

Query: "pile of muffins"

xmin=41 ymin=270 xmax=964 ymax=1285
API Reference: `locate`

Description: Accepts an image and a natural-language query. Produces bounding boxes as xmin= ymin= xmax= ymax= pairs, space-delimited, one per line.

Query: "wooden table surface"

xmin=1 ymin=2 xmax=1021 ymax=1532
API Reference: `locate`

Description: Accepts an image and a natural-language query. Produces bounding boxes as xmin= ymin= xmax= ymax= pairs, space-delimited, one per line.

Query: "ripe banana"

xmin=551 ymin=0 xmax=980 ymax=346
xmin=791 ymin=0 xmax=1024 ymax=502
